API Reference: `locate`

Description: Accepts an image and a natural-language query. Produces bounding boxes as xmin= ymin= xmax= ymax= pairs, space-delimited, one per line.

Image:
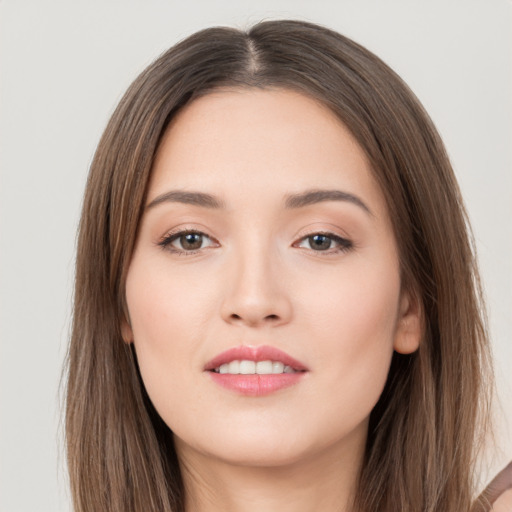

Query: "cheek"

xmin=299 ymin=260 xmax=400 ymax=409
xmin=124 ymin=259 xmax=217 ymax=411
xmin=126 ymin=256 xmax=216 ymax=342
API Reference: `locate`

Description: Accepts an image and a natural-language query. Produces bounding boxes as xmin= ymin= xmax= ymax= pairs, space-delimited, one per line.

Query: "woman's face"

xmin=123 ymin=88 xmax=420 ymax=468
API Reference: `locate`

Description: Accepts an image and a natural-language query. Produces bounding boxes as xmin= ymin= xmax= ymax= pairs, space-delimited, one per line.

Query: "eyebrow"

xmin=284 ymin=189 xmax=372 ymax=215
xmin=146 ymin=188 xmax=371 ymax=215
xmin=146 ymin=190 xmax=226 ymax=210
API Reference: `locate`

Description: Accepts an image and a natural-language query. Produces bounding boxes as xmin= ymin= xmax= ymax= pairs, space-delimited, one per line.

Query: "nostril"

xmin=228 ymin=312 xmax=280 ymax=324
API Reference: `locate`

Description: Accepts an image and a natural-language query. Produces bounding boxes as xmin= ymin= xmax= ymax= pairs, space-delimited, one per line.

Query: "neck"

xmin=175 ymin=427 xmax=365 ymax=512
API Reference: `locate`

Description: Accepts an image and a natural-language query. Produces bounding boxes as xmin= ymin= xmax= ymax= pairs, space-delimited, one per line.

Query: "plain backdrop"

xmin=0 ymin=1 xmax=511 ymax=511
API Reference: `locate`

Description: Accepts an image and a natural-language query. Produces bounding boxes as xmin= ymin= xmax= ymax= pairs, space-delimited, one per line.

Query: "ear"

xmin=393 ymin=288 xmax=422 ymax=354
xmin=121 ymin=315 xmax=134 ymax=344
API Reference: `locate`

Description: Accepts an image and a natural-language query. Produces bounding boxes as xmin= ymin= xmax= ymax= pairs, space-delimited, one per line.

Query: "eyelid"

xmin=157 ymin=227 xmax=219 ymax=255
xmin=292 ymin=230 xmax=353 ymax=254
xmin=156 ymin=226 xmax=353 ymax=256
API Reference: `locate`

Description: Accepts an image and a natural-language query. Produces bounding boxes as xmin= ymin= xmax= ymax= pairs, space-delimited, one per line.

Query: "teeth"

xmin=272 ymin=361 xmax=284 ymax=373
xmin=228 ymin=360 xmax=239 ymax=374
xmin=239 ymin=360 xmax=256 ymax=374
xmin=256 ymin=361 xmax=272 ymax=374
xmin=214 ymin=360 xmax=297 ymax=375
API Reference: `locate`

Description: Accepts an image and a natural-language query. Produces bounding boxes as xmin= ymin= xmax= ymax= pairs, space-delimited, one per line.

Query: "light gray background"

xmin=1 ymin=1 xmax=510 ymax=511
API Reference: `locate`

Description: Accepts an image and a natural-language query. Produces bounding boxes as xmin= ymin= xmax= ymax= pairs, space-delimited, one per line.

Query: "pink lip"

xmin=204 ymin=345 xmax=308 ymax=372
xmin=204 ymin=345 xmax=308 ymax=397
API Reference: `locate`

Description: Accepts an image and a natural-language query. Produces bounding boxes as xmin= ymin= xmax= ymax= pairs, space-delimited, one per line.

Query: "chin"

xmin=173 ymin=417 xmax=367 ymax=470
xmin=195 ymin=439 xmax=314 ymax=468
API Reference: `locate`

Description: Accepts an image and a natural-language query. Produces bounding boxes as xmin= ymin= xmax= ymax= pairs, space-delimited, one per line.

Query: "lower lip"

xmin=207 ymin=372 xmax=306 ymax=396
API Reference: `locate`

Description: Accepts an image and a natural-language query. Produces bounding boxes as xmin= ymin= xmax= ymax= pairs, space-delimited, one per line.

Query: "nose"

xmin=220 ymin=246 xmax=293 ymax=328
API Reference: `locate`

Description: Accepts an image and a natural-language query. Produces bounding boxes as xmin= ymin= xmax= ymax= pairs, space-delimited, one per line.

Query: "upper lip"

xmin=204 ymin=345 xmax=308 ymax=372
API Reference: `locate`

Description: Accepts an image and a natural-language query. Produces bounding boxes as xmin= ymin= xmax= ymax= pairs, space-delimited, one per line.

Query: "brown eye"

xmin=308 ymin=234 xmax=332 ymax=251
xmin=178 ymin=233 xmax=204 ymax=251
xmin=295 ymin=232 xmax=353 ymax=253
xmin=159 ymin=230 xmax=216 ymax=254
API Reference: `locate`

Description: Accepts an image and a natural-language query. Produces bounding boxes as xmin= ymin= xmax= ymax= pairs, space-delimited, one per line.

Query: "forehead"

xmin=149 ymin=88 xmax=387 ymax=218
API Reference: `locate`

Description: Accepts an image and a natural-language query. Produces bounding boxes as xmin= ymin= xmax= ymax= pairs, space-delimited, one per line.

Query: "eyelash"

xmin=293 ymin=232 xmax=353 ymax=254
xmin=157 ymin=229 xmax=218 ymax=256
xmin=157 ymin=229 xmax=353 ymax=256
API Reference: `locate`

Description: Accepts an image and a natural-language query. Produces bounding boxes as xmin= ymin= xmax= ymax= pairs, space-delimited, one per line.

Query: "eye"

xmin=294 ymin=233 xmax=353 ymax=253
xmin=158 ymin=230 xmax=217 ymax=254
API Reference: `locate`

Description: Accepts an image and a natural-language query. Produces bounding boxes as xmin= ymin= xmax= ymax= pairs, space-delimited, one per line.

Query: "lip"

xmin=204 ymin=345 xmax=308 ymax=397
xmin=203 ymin=345 xmax=308 ymax=372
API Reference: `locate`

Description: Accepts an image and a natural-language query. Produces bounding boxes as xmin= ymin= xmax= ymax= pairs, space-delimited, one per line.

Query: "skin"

xmin=473 ymin=462 xmax=512 ymax=512
xmin=122 ymin=88 xmax=421 ymax=512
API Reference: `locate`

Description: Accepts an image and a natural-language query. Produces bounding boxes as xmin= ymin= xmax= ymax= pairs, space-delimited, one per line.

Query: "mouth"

xmin=212 ymin=360 xmax=300 ymax=375
xmin=204 ymin=345 xmax=308 ymax=396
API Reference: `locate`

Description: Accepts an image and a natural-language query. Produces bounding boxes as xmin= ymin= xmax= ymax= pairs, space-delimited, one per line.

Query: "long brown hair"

xmin=65 ymin=19 xmax=492 ymax=511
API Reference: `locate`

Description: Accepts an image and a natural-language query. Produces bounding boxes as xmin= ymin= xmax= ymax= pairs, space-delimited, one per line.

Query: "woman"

xmin=65 ymin=20 xmax=510 ymax=511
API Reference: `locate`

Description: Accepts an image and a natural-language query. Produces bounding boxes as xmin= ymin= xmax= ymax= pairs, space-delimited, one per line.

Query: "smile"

xmin=213 ymin=360 xmax=299 ymax=374
xmin=204 ymin=345 xmax=308 ymax=396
